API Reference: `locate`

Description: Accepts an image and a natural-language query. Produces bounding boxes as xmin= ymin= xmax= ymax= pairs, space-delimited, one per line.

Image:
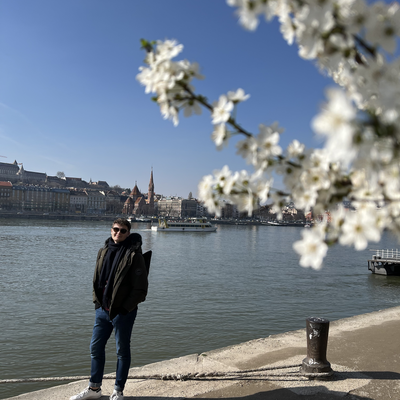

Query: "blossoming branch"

xmin=137 ymin=0 xmax=400 ymax=270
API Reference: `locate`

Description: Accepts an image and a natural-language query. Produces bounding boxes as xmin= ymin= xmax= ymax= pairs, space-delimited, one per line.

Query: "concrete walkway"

xmin=5 ymin=306 xmax=400 ymax=400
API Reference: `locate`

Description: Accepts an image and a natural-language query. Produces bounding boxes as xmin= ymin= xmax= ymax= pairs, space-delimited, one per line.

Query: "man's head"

xmin=111 ymin=218 xmax=131 ymax=243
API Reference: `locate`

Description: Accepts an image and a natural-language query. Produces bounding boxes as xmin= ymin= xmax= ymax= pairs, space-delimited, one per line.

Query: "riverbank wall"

xmin=5 ymin=305 xmax=400 ymax=400
xmin=0 ymin=211 xmax=117 ymax=221
xmin=0 ymin=212 xmax=265 ymax=225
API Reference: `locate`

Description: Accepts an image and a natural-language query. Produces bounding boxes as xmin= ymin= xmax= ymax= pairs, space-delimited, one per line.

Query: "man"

xmin=71 ymin=218 xmax=149 ymax=400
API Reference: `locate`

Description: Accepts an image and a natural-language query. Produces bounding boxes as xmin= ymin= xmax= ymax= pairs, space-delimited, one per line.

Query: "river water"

xmin=1 ymin=219 xmax=400 ymax=399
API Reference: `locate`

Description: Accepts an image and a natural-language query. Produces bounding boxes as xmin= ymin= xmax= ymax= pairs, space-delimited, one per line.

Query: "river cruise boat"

xmin=151 ymin=218 xmax=217 ymax=232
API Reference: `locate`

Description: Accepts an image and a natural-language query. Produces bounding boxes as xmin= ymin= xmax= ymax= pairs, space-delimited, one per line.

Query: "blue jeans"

xmin=89 ymin=307 xmax=137 ymax=392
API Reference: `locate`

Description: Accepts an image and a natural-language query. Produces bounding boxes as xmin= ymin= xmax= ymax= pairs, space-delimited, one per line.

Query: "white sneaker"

xmin=70 ymin=386 xmax=102 ymax=400
xmin=110 ymin=389 xmax=124 ymax=400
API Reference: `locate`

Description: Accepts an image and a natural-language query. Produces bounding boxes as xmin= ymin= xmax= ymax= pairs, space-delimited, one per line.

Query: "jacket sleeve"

xmin=92 ymin=248 xmax=104 ymax=305
xmin=122 ymin=253 xmax=148 ymax=312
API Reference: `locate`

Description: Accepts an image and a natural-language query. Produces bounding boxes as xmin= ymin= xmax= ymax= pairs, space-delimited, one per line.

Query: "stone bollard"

xmin=300 ymin=317 xmax=333 ymax=379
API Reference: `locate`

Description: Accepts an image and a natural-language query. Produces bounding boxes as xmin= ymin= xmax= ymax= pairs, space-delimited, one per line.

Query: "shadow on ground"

xmin=116 ymin=387 xmax=375 ymax=399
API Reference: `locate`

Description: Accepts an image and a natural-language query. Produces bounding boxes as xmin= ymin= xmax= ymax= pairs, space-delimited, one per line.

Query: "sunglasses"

xmin=112 ymin=227 xmax=128 ymax=234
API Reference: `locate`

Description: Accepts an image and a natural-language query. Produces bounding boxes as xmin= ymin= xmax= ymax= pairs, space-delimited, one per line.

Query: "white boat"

xmin=127 ymin=216 xmax=152 ymax=223
xmin=265 ymin=221 xmax=311 ymax=227
xmin=151 ymin=218 xmax=217 ymax=232
xmin=136 ymin=216 xmax=152 ymax=222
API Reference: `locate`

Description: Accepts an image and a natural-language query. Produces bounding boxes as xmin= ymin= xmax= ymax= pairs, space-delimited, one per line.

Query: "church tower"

xmin=147 ymin=168 xmax=155 ymax=214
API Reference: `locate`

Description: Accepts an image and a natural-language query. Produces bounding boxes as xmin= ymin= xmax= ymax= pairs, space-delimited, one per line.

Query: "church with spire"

xmin=122 ymin=169 xmax=155 ymax=216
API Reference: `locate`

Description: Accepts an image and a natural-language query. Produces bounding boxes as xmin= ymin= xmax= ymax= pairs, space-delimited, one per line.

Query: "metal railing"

xmin=370 ymin=249 xmax=400 ymax=260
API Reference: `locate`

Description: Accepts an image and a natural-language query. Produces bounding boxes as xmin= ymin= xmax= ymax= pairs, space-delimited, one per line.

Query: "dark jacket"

xmin=93 ymin=233 xmax=148 ymax=320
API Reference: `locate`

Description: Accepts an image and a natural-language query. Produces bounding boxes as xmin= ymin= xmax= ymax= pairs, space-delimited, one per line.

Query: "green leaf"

xmin=140 ymin=38 xmax=154 ymax=53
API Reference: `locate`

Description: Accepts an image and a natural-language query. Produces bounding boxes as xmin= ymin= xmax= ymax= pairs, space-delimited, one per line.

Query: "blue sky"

xmin=0 ymin=0 xmax=331 ymax=197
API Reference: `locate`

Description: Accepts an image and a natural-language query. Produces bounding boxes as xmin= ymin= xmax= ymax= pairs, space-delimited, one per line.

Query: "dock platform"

xmin=368 ymin=249 xmax=400 ymax=276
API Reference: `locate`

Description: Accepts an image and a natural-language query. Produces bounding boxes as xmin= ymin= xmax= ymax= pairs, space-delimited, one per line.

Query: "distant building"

xmin=11 ymin=185 xmax=69 ymax=213
xmin=220 ymin=202 xmax=239 ymax=219
xmin=147 ymin=168 xmax=155 ymax=215
xmin=0 ymin=161 xmax=46 ymax=184
xmin=52 ymin=188 xmax=70 ymax=212
xmin=46 ymin=176 xmax=66 ymax=187
xmin=16 ymin=165 xmax=46 ymax=184
xmin=66 ymin=177 xmax=88 ymax=188
xmin=0 ymin=161 xmax=189 ymax=217
xmin=122 ymin=169 xmax=156 ymax=216
xmin=101 ymin=190 xmax=122 ymax=214
xmin=0 ymin=181 xmax=13 ymax=209
xmin=85 ymin=189 xmax=106 ymax=214
xmin=0 ymin=161 xmax=20 ymax=183
xmin=157 ymin=197 xmax=198 ymax=218
xmin=90 ymin=180 xmax=110 ymax=189
xmin=69 ymin=190 xmax=88 ymax=214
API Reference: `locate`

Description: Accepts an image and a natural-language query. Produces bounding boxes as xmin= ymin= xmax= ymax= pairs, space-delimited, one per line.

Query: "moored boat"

xmin=265 ymin=221 xmax=310 ymax=227
xmin=368 ymin=249 xmax=400 ymax=276
xmin=136 ymin=216 xmax=152 ymax=222
xmin=151 ymin=218 xmax=217 ymax=232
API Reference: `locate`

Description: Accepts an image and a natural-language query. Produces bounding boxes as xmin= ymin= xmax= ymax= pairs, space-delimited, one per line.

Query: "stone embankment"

xmin=0 ymin=211 xmax=117 ymax=221
xmin=4 ymin=306 xmax=400 ymax=400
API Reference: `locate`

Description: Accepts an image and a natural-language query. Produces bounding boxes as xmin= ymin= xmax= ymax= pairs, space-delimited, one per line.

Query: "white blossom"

xmin=379 ymin=164 xmax=400 ymax=200
xmin=339 ymin=206 xmax=381 ymax=250
xmin=214 ymin=165 xmax=236 ymax=195
xmin=277 ymin=1 xmax=296 ymax=45
xmin=269 ymin=191 xmax=290 ymax=220
xmin=280 ymin=164 xmax=303 ymax=192
xmin=159 ymin=101 xmax=179 ymax=126
xmin=182 ymin=100 xmax=202 ymax=118
xmin=212 ymin=95 xmax=234 ymax=124
xmin=227 ymin=88 xmax=250 ymax=103
xmin=338 ymin=0 xmax=368 ymax=35
xmin=312 ymin=87 xmax=357 ymax=164
xmin=234 ymin=191 xmax=258 ymax=215
xmin=251 ymin=173 xmax=272 ymax=204
xmin=293 ymin=187 xmax=318 ymax=212
xmin=287 ymin=139 xmax=305 ymax=158
xmin=256 ymin=123 xmax=282 ymax=160
xmin=327 ymin=204 xmax=347 ymax=240
xmin=211 ymin=124 xmax=230 ymax=150
xmin=365 ymin=2 xmax=400 ymax=54
xmin=293 ymin=226 xmax=328 ymax=270
xmin=155 ymin=39 xmax=184 ymax=62
xmin=300 ymin=167 xmax=331 ymax=191
xmin=303 ymin=149 xmax=330 ymax=171
xmin=295 ymin=2 xmax=335 ymax=59
xmin=231 ymin=2 xmax=261 ymax=30
xmin=198 ymin=174 xmax=221 ymax=216
xmin=236 ymin=136 xmax=258 ymax=164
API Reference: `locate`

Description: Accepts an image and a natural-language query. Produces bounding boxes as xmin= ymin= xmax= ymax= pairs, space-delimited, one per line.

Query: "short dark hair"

xmin=113 ymin=218 xmax=131 ymax=231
